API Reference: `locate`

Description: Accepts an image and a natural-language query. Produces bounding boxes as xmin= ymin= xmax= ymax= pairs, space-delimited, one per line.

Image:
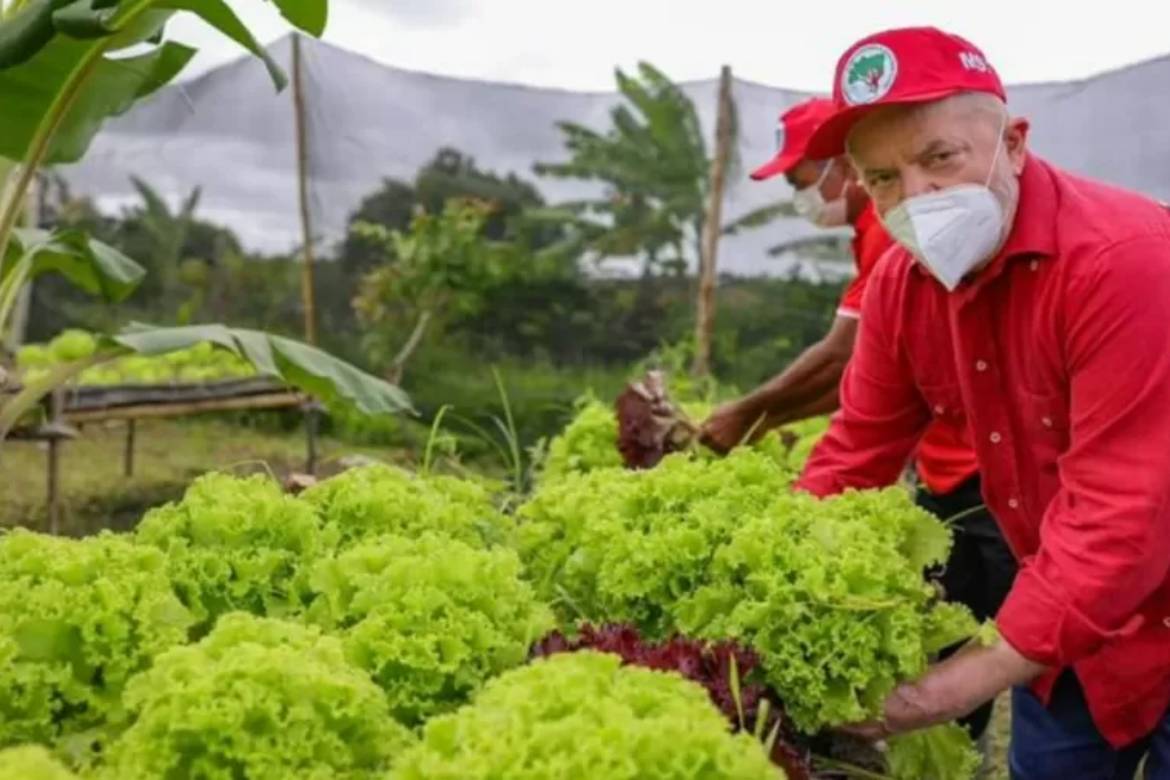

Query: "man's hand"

xmin=841 ymin=638 xmax=1047 ymax=738
xmin=698 ymin=401 xmax=765 ymax=454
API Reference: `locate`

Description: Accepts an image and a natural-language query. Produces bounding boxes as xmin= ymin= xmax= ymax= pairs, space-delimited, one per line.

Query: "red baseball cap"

xmin=806 ymin=26 xmax=1006 ymax=159
xmin=749 ymin=97 xmax=836 ymax=181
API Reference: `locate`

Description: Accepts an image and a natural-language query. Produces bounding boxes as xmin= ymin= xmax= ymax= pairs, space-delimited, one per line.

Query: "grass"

xmin=0 ymin=416 xmax=413 ymax=536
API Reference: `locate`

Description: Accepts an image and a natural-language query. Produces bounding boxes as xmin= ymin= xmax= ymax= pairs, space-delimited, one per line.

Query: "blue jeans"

xmin=1011 ymin=671 xmax=1170 ymax=779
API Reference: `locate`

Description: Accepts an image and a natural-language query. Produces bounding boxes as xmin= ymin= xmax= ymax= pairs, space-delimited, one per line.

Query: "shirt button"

xmin=990 ymin=431 xmax=1003 ymax=444
xmin=934 ymin=405 xmax=945 ymax=415
xmin=1041 ymin=417 xmax=1053 ymax=428
xmin=1029 ymin=260 xmax=1039 ymax=271
xmin=1008 ymin=498 xmax=1020 ymax=509
xmin=1164 ymin=616 xmax=1170 ymax=629
xmin=976 ymin=360 xmax=989 ymax=372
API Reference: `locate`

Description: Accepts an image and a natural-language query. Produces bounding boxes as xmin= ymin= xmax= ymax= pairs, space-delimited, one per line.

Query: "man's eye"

xmin=928 ymin=150 xmax=956 ymax=166
xmin=867 ymin=173 xmax=895 ymax=188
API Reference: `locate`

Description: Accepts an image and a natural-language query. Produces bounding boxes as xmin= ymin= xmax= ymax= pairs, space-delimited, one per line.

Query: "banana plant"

xmin=0 ymin=0 xmax=326 ymax=341
xmin=0 ymin=0 xmax=421 ymax=451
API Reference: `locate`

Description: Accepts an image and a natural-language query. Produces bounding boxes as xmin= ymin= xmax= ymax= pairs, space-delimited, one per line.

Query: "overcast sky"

xmin=170 ymin=1 xmax=1170 ymax=91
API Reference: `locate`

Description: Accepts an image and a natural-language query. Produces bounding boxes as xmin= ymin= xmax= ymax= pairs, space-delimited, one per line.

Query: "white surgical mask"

xmin=880 ymin=120 xmax=1009 ymax=291
xmin=793 ymin=162 xmax=848 ymax=228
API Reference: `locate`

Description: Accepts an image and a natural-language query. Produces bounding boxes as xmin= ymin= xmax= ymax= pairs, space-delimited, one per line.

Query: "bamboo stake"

xmin=123 ymin=418 xmax=136 ymax=478
xmin=692 ymin=66 xmax=734 ymax=378
xmin=292 ymin=35 xmax=318 ymax=346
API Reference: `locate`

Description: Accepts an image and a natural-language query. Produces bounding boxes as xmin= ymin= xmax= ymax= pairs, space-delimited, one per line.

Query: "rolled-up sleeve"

xmin=997 ymin=237 xmax=1170 ymax=666
xmin=797 ymin=270 xmax=930 ymax=497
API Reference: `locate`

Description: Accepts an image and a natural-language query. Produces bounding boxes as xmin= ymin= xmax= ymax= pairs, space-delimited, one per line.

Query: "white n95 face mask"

xmin=881 ymin=185 xmax=1004 ymax=290
xmin=880 ymin=121 xmax=1009 ymax=291
xmin=792 ymin=162 xmax=849 ymax=228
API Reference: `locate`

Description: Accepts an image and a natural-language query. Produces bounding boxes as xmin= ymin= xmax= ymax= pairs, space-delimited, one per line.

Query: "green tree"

xmin=339 ymin=177 xmax=416 ymax=275
xmin=339 ymin=148 xmax=554 ymax=276
xmin=26 ymin=177 xmax=246 ymax=333
xmin=533 ymin=63 xmax=793 ymax=273
xmin=353 ymin=199 xmax=510 ymax=383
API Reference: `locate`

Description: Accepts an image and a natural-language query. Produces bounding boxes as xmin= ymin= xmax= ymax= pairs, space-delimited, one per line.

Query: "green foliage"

xmin=783 ymin=415 xmax=830 ymax=471
xmin=323 ymin=397 xmax=436 ymax=448
xmin=134 ymin=473 xmax=334 ymax=634
xmin=0 ymin=530 xmax=192 ymax=750
xmin=340 ymin=147 xmax=554 ymax=276
xmin=674 ymin=488 xmax=974 ymax=731
xmin=975 ymin=619 xmax=1002 ymax=647
xmin=0 ymin=16 xmax=195 ymax=166
xmin=301 ymin=463 xmax=513 ymax=548
xmin=0 ymin=0 xmax=326 ymax=303
xmin=18 ymin=334 xmax=255 ymax=385
xmin=98 ymin=613 xmax=411 ymax=780
xmin=354 ymin=200 xmax=505 ymax=326
xmin=538 ymin=394 xmax=622 ymax=482
xmin=516 ymin=448 xmax=796 ymax=635
xmin=0 ymin=745 xmax=77 ymax=780
xmin=887 ymin=724 xmax=983 ymax=780
xmin=46 ymin=328 xmax=95 ymax=363
xmin=516 ymin=453 xmax=975 ymax=733
xmin=534 ymin=62 xmax=717 ymax=273
xmin=2 ymin=227 xmax=144 ymax=305
xmin=389 ymin=651 xmax=780 ymax=780
xmin=108 ymin=322 xmax=413 ymax=415
xmin=407 ymin=355 xmax=629 ymax=453
xmin=353 ymin=198 xmax=540 ymax=381
xmin=307 ymin=533 xmax=554 ymax=726
xmin=25 ymin=184 xmax=282 ymax=343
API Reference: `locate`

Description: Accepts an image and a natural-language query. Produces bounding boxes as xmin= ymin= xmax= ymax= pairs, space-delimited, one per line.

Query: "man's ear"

xmin=1006 ymin=117 xmax=1030 ymax=174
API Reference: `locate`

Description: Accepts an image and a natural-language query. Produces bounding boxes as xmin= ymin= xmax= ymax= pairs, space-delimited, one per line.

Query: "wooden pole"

xmin=292 ymin=35 xmax=318 ymax=346
xmin=692 ymin=66 xmax=734 ymax=378
xmin=304 ymin=400 xmax=321 ymax=476
xmin=46 ymin=388 xmax=63 ymax=535
xmin=123 ymin=418 xmax=136 ymax=478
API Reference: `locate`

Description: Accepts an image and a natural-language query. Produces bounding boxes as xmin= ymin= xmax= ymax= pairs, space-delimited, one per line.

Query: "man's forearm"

xmin=882 ymin=640 xmax=1047 ymax=733
xmin=764 ymin=383 xmax=840 ymax=428
xmin=739 ymin=341 xmax=849 ymax=427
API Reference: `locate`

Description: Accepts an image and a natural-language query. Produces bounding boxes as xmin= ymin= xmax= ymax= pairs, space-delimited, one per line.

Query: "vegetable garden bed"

xmin=0 ymin=389 xmax=986 ymax=778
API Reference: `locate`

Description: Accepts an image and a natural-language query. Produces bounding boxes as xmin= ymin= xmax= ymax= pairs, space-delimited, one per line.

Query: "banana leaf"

xmin=110 ymin=323 xmax=414 ymax=416
xmin=2 ymin=227 xmax=144 ymax=300
xmin=0 ymin=323 xmax=413 ymax=442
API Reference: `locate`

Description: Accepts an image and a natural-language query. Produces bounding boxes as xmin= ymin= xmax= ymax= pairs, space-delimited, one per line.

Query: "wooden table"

xmin=4 ymin=378 xmax=321 ymax=534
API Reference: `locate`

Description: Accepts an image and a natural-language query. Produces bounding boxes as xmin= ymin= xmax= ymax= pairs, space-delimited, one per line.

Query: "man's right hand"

xmin=698 ymin=401 xmax=762 ymax=454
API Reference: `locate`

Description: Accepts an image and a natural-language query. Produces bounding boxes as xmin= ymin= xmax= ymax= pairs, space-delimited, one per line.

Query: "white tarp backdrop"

xmin=58 ymin=36 xmax=1170 ymax=276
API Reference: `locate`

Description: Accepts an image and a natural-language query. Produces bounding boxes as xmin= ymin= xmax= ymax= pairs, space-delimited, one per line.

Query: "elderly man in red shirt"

xmin=702 ymin=96 xmax=1016 ymax=748
xmin=798 ymin=26 xmax=1170 ymax=776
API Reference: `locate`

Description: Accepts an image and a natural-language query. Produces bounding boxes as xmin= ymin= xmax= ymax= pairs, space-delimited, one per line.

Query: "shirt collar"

xmin=952 ymin=154 xmax=1058 ymax=299
xmin=998 ymin=154 xmax=1058 ymax=261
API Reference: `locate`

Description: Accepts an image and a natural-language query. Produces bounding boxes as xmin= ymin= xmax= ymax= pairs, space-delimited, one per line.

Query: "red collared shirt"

xmin=842 ymin=200 xmax=980 ymax=495
xmin=840 ymin=201 xmax=893 ymax=319
xmin=798 ymin=155 xmax=1170 ymax=747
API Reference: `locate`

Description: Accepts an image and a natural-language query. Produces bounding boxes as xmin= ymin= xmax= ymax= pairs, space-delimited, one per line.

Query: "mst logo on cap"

xmin=807 ymin=27 xmax=1007 ymax=159
xmin=841 ymin=43 xmax=898 ymax=105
